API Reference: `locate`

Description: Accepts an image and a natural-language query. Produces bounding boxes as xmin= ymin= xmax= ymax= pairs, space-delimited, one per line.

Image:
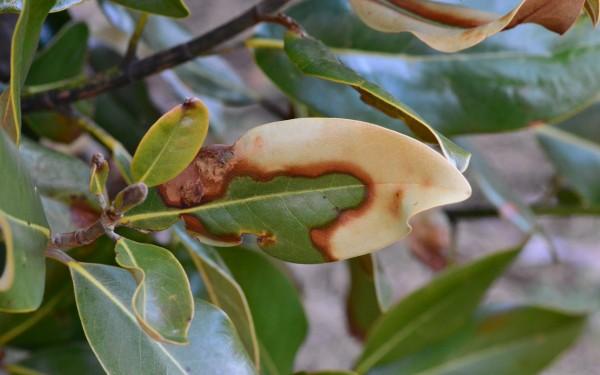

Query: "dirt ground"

xmin=71 ymin=1 xmax=600 ymax=373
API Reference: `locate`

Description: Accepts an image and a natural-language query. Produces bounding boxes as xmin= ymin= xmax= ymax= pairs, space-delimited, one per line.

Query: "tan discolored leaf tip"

xmin=154 ymin=118 xmax=471 ymax=262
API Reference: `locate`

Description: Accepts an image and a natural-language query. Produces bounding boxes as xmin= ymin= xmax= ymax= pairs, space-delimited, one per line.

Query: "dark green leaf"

xmin=25 ymin=21 xmax=88 ymax=85
xmin=8 ymin=342 xmax=103 ymax=375
xmin=220 ymin=247 xmax=308 ymax=375
xmin=356 ymin=248 xmax=521 ymax=372
xmin=370 ymin=306 xmax=585 ymax=375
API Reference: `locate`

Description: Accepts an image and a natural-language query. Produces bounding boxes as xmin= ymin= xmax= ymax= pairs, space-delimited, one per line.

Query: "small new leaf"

xmin=131 ymin=97 xmax=209 ymax=187
xmin=89 ymin=153 xmax=109 ymax=198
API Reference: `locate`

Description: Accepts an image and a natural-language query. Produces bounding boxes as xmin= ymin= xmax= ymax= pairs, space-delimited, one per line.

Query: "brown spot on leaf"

xmin=389 ymin=189 xmax=403 ymax=216
xmin=257 ymin=232 xmax=276 ymax=247
xmin=160 ymin=145 xmax=375 ymax=262
xmin=387 ymin=0 xmax=494 ymax=28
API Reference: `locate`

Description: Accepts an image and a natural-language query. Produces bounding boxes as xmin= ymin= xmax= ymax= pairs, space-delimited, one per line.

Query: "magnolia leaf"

xmin=219 ymin=247 xmax=308 ymax=375
xmin=114 ymin=238 xmax=194 ymax=344
xmin=349 ymin=0 xmax=586 ymax=52
xmin=253 ymin=0 xmax=600 ymax=138
xmin=0 ymin=0 xmax=56 ymax=143
xmin=346 ymin=253 xmax=393 ymax=339
xmin=0 ymin=129 xmax=49 ymax=312
xmin=110 ymin=0 xmax=189 ymax=18
xmin=283 ymin=31 xmax=470 ymax=172
xmin=123 ymin=118 xmax=471 ymax=263
xmin=355 ymin=248 xmax=520 ymax=373
xmin=0 ymin=0 xmax=81 ymax=13
xmin=174 ymin=226 xmax=260 ymax=366
xmin=131 ymin=98 xmax=209 ymax=187
xmin=69 ymin=262 xmax=256 ymax=374
xmin=370 ymin=306 xmax=585 ymax=375
xmin=8 ymin=342 xmax=104 ymax=375
xmin=25 ymin=21 xmax=89 ymax=86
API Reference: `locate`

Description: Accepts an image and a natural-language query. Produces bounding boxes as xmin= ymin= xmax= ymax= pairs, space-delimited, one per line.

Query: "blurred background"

xmin=3 ymin=0 xmax=600 ymax=373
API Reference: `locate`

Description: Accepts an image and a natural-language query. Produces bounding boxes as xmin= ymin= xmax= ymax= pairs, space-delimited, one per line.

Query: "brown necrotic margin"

xmin=157 ymin=145 xmax=376 ymax=262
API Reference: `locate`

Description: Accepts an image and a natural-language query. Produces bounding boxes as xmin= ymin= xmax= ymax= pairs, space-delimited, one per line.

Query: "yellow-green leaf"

xmin=114 ymin=238 xmax=194 ymax=344
xmin=131 ymin=98 xmax=209 ymax=187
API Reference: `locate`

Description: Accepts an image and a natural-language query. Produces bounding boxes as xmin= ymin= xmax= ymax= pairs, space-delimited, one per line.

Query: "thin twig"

xmin=446 ymin=204 xmax=600 ymax=221
xmin=21 ymin=0 xmax=292 ymax=112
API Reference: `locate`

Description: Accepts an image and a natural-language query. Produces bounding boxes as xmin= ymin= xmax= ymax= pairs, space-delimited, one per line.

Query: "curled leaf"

xmin=349 ymin=0 xmax=586 ymax=52
xmin=123 ymin=118 xmax=471 ymax=263
xmin=131 ymin=98 xmax=209 ymax=187
xmin=114 ymin=238 xmax=194 ymax=344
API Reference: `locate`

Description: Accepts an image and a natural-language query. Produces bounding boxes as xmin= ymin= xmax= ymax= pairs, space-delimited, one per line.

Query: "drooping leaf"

xmin=25 ymin=21 xmax=89 ymax=86
xmin=114 ymin=238 xmax=194 ymax=344
xmin=0 ymin=129 xmax=49 ymax=312
xmin=346 ymin=253 xmax=393 ymax=340
xmin=0 ymin=0 xmax=80 ymax=13
xmin=131 ymin=98 xmax=209 ymax=187
xmin=110 ymin=0 xmax=189 ymax=18
xmin=174 ymin=226 xmax=260 ymax=366
xmin=69 ymin=262 xmax=256 ymax=374
xmin=7 ymin=342 xmax=103 ymax=375
xmin=253 ymin=0 xmax=600 ymax=137
xmin=355 ymin=248 xmax=520 ymax=373
xmin=370 ymin=306 xmax=585 ymax=375
xmin=0 ymin=0 xmax=56 ymax=142
xmin=282 ymin=31 xmax=470 ymax=172
xmin=123 ymin=118 xmax=471 ymax=263
xmin=219 ymin=246 xmax=308 ymax=375
xmin=349 ymin=0 xmax=586 ymax=52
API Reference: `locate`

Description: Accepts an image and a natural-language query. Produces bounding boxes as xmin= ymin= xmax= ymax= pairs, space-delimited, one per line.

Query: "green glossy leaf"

xmin=123 ymin=118 xmax=470 ymax=264
xmin=346 ymin=253 xmax=393 ymax=340
xmin=131 ymin=98 xmax=209 ymax=187
xmin=26 ymin=21 xmax=89 ymax=86
xmin=536 ymin=111 xmax=600 ymax=206
xmin=219 ymin=247 xmax=308 ymax=375
xmin=69 ymin=262 xmax=256 ymax=374
xmin=114 ymin=238 xmax=194 ymax=344
xmin=0 ymin=129 xmax=49 ymax=312
xmin=110 ymin=0 xmax=189 ymax=18
xmin=253 ymin=0 xmax=600 ymax=138
xmin=355 ymin=248 xmax=521 ymax=373
xmin=0 ymin=0 xmax=56 ymax=142
xmin=0 ymin=0 xmax=81 ymax=13
xmin=8 ymin=342 xmax=103 ymax=375
xmin=370 ymin=306 xmax=585 ymax=375
xmin=281 ymin=31 xmax=469 ymax=172
xmin=174 ymin=226 xmax=260 ymax=366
